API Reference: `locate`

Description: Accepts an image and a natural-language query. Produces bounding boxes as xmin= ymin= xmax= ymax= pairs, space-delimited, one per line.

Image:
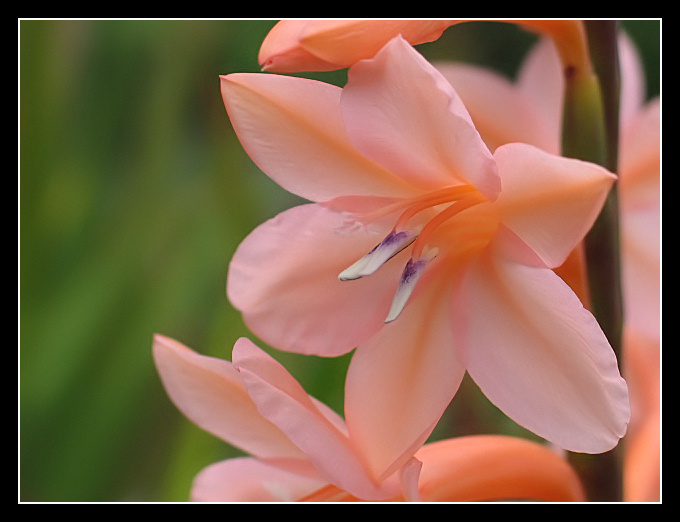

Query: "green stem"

xmin=582 ymin=20 xmax=623 ymax=357
xmin=562 ymin=20 xmax=624 ymax=502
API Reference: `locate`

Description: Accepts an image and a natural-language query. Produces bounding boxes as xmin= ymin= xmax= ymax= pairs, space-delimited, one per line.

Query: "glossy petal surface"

xmin=152 ymin=335 xmax=304 ymax=459
xmin=453 ymin=230 xmax=630 ymax=453
xmin=493 ymin=142 xmax=616 ymax=268
xmin=221 ymin=73 xmax=416 ymax=202
xmin=414 ymin=436 xmax=585 ymax=502
xmin=342 ymin=36 xmax=500 ymax=199
xmin=345 ymin=276 xmax=466 ymax=480
xmin=233 ymin=338 xmax=399 ymax=500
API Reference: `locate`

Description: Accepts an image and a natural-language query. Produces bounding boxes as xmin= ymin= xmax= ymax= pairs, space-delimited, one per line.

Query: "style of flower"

xmin=153 ymin=334 xmax=586 ymax=502
xmin=221 ymin=36 xmax=630 ymax=458
xmin=433 ymin=32 xmax=660 ymax=501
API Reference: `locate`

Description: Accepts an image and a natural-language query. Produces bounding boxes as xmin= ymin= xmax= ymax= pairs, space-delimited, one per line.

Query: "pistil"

xmin=339 ymin=229 xmax=419 ymax=281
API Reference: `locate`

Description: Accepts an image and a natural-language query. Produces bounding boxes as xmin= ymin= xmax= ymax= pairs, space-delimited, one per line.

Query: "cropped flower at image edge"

xmin=153 ymin=334 xmax=586 ymax=502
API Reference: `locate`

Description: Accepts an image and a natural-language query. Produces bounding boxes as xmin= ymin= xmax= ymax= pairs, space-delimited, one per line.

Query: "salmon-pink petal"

xmin=515 ymin=37 xmax=564 ymax=153
xmin=298 ymin=20 xmax=453 ymax=69
xmin=258 ymin=20 xmax=341 ymax=73
xmin=622 ymin=332 xmax=660 ymax=502
xmin=453 ymin=229 xmax=630 ymax=453
xmin=493 ymin=142 xmax=616 ymax=268
xmin=227 ymin=203 xmax=403 ymax=357
xmin=413 ymin=436 xmax=586 ymax=502
xmin=623 ymin=406 xmax=661 ymax=502
xmin=341 ymin=36 xmax=500 ymax=200
xmin=191 ymin=457 xmax=328 ymax=502
xmin=220 ymin=73 xmax=417 ymax=202
xmin=618 ymin=31 xmax=647 ymax=129
xmin=152 ymin=335 xmax=305 ymax=460
xmin=620 ymin=98 xmax=660 ymax=190
xmin=436 ymin=61 xmax=558 ymax=154
xmin=619 ymin=100 xmax=660 ymax=340
xmin=259 ymin=20 xmax=454 ymax=72
xmin=345 ymin=274 xmax=465 ymax=481
xmin=232 ymin=338 xmax=399 ymax=500
xmin=232 ymin=338 xmax=348 ymax=433
xmin=623 ymin=329 xmax=660 ymax=421
xmin=621 ymin=201 xmax=661 ymax=341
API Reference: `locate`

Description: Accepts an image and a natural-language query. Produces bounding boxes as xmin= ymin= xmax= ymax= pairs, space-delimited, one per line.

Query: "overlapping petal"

xmin=190 ymin=436 xmax=587 ymax=502
xmin=220 ymin=72 xmax=417 ymax=202
xmin=341 ymin=36 xmax=500 ymax=200
xmin=154 ymin=335 xmax=413 ymax=501
xmin=152 ymin=334 xmax=304 ymax=460
xmin=432 ymin=28 xmax=657 ymax=492
xmin=452 ymin=229 xmax=630 ymax=453
xmin=435 ymin=64 xmax=554 ymax=154
xmin=232 ymin=337 xmax=400 ymax=500
xmin=154 ymin=312 xmax=596 ymax=501
xmin=345 ymin=275 xmax=466 ymax=481
xmin=493 ymin=142 xmax=616 ymax=268
xmin=436 ymin=38 xmax=563 ymax=154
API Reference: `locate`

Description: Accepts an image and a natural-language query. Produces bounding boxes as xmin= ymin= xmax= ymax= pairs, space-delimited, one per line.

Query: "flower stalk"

xmin=562 ymin=21 xmax=623 ymax=357
xmin=562 ymin=20 xmax=624 ymax=502
xmin=581 ymin=21 xmax=624 ymax=356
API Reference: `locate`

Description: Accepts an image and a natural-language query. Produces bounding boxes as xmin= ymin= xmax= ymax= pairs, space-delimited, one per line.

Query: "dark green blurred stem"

xmin=582 ymin=20 xmax=623 ymax=357
xmin=562 ymin=21 xmax=623 ymax=369
xmin=562 ymin=20 xmax=624 ymax=502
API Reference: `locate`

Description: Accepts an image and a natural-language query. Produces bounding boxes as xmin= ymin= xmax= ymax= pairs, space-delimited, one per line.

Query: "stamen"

xmin=339 ymin=229 xmax=418 ymax=281
xmin=338 ymin=185 xmax=477 ymax=281
xmin=385 ymin=193 xmax=487 ymax=323
xmin=385 ymin=247 xmax=439 ymax=323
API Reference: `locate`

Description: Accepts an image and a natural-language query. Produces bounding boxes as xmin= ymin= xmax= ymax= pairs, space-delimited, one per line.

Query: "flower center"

xmin=339 ymin=184 xmax=488 ymax=322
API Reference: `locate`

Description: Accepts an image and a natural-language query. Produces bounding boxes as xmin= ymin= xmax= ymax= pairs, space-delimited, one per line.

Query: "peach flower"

xmin=221 ymin=36 xmax=629 ymax=457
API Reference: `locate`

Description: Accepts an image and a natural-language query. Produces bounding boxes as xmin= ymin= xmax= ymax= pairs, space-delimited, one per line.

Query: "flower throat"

xmin=338 ymin=184 xmax=487 ymax=322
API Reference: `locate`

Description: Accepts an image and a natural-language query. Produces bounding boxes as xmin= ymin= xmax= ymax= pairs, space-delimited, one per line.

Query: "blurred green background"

xmin=19 ymin=19 xmax=660 ymax=502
